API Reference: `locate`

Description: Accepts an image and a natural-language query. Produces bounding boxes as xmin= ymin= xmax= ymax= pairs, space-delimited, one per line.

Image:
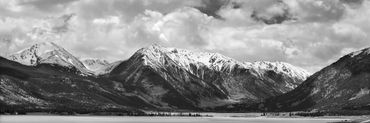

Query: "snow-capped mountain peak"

xmin=9 ymin=42 xmax=61 ymax=65
xmin=7 ymin=41 xmax=90 ymax=74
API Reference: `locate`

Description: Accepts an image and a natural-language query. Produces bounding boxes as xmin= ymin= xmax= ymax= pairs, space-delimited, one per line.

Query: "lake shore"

xmin=1 ymin=114 xmax=368 ymax=123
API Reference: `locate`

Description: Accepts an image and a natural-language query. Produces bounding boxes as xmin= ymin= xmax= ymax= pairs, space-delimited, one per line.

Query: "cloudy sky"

xmin=0 ymin=0 xmax=369 ymax=73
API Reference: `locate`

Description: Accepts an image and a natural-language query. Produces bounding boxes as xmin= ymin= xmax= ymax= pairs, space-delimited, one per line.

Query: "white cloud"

xmin=92 ymin=16 xmax=120 ymax=25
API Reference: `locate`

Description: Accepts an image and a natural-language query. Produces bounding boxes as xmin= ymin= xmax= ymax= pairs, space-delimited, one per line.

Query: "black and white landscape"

xmin=1 ymin=0 xmax=370 ymax=123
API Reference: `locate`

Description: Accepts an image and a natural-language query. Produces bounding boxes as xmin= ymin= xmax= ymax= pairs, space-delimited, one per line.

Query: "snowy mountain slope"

xmin=246 ymin=61 xmax=310 ymax=81
xmin=82 ymin=58 xmax=109 ymax=71
xmin=81 ymin=58 xmax=123 ymax=75
xmin=7 ymin=42 xmax=92 ymax=75
xmin=245 ymin=61 xmax=311 ymax=89
xmin=109 ymin=45 xmax=310 ymax=109
xmin=255 ymin=47 xmax=370 ymax=112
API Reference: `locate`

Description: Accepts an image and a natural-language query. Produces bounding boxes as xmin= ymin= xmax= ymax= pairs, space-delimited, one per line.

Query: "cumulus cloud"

xmin=0 ymin=0 xmax=370 ymax=73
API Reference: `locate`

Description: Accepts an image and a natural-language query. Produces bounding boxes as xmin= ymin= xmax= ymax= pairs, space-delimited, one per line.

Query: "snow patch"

xmin=365 ymin=48 xmax=370 ymax=55
xmin=349 ymin=88 xmax=369 ymax=100
xmin=350 ymin=50 xmax=362 ymax=57
xmin=350 ymin=48 xmax=370 ymax=57
xmin=311 ymin=88 xmax=320 ymax=95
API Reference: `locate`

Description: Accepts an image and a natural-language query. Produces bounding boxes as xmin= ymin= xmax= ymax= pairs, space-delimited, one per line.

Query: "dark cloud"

xmin=20 ymin=0 xmax=78 ymax=12
xmin=250 ymin=1 xmax=295 ymax=24
xmin=340 ymin=0 xmax=364 ymax=5
xmin=52 ymin=13 xmax=75 ymax=33
xmin=230 ymin=1 xmax=242 ymax=9
xmin=340 ymin=0 xmax=364 ymax=8
xmin=298 ymin=1 xmax=346 ymax=23
xmin=194 ymin=0 xmax=230 ymax=19
xmin=250 ymin=9 xmax=293 ymax=24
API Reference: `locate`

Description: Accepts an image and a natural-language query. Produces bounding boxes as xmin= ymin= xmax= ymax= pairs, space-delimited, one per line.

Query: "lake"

xmin=0 ymin=115 xmax=349 ymax=123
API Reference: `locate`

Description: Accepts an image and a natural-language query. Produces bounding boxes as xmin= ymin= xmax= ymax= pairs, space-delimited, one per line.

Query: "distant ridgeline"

xmin=1 ymin=42 xmax=370 ymax=115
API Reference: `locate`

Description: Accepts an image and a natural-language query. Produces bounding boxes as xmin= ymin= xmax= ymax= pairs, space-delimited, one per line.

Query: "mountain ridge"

xmin=129 ymin=45 xmax=310 ymax=83
xmin=1 ymin=42 xmax=311 ymax=112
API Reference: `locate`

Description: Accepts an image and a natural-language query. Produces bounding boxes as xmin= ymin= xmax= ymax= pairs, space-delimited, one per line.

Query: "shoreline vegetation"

xmin=2 ymin=107 xmax=370 ymax=117
xmin=0 ymin=111 xmax=209 ymax=117
xmin=0 ymin=115 xmax=360 ymax=123
xmin=2 ymin=111 xmax=369 ymax=123
xmin=0 ymin=110 xmax=368 ymax=117
xmin=1 ymin=108 xmax=369 ymax=122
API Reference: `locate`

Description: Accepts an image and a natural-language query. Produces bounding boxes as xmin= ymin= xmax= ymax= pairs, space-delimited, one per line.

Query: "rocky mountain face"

xmin=109 ymin=45 xmax=310 ymax=109
xmin=7 ymin=42 xmax=92 ymax=75
xmin=1 ymin=42 xmax=310 ymax=112
xmin=255 ymin=47 xmax=370 ymax=112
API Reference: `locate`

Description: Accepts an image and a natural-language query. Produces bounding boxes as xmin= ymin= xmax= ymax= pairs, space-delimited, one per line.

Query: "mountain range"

xmin=0 ymin=42 xmax=310 ymax=112
xmin=2 ymin=41 xmax=370 ymax=114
